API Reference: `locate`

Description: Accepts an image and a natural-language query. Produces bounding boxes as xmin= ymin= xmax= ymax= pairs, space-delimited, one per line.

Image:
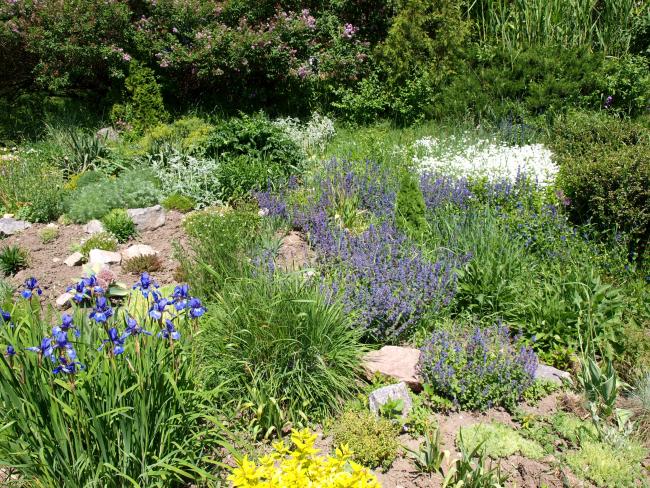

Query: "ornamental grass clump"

xmin=418 ymin=323 xmax=538 ymax=411
xmin=0 ymin=275 xmax=220 ymax=487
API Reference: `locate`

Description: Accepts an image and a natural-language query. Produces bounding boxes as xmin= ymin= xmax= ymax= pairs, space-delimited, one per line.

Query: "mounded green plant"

xmin=331 ymin=410 xmax=400 ymax=469
xmin=0 ymin=246 xmax=29 ymax=276
xmin=78 ymin=232 xmax=118 ymax=259
xmin=197 ymin=274 xmax=366 ymax=438
xmin=101 ymin=209 xmax=137 ymax=243
xmin=566 ymin=440 xmax=647 ymax=487
xmin=122 ymin=254 xmax=163 ymax=275
xmin=0 ymin=276 xmax=223 ymax=487
xmin=38 ymin=226 xmax=60 ymax=245
xmin=458 ymin=422 xmax=545 ymax=460
xmin=162 ymin=193 xmax=196 ymax=213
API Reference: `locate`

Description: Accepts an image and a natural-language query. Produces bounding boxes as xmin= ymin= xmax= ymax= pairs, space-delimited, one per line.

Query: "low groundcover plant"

xmin=0 ymin=273 xmax=218 ymax=488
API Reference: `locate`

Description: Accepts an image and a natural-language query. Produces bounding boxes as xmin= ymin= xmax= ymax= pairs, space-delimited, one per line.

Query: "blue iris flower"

xmin=89 ymin=296 xmax=113 ymax=324
xmin=52 ymin=313 xmax=80 ymax=338
xmin=21 ymin=277 xmax=42 ymax=299
xmin=172 ymin=284 xmax=190 ymax=310
xmin=0 ymin=308 xmax=10 ymax=323
xmin=188 ymin=297 xmax=206 ymax=318
xmin=148 ymin=293 xmax=169 ymax=320
xmin=67 ymin=280 xmax=87 ymax=303
xmin=52 ymin=330 xmax=77 ymax=360
xmin=6 ymin=344 xmax=15 ymax=357
xmin=99 ymin=327 xmax=126 ymax=355
xmin=26 ymin=337 xmax=54 ymax=361
xmin=159 ymin=319 xmax=180 ymax=341
xmin=53 ymin=356 xmax=84 ymax=375
xmin=133 ymin=272 xmax=158 ymax=298
xmin=124 ymin=316 xmax=151 ymax=337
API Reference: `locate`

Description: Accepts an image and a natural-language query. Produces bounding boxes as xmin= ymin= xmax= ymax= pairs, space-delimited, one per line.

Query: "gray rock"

xmin=0 ymin=217 xmax=31 ymax=236
xmin=122 ymin=244 xmax=158 ymax=260
xmin=368 ymin=382 xmax=413 ymax=419
xmin=88 ymin=249 xmax=121 ymax=266
xmin=55 ymin=292 xmax=74 ymax=310
xmin=84 ymin=220 xmax=104 ymax=234
xmin=535 ymin=363 xmax=571 ymax=385
xmin=363 ymin=346 xmax=422 ymax=390
xmin=95 ymin=127 xmax=119 ymax=142
xmin=64 ymin=252 xmax=84 ymax=267
xmin=127 ymin=205 xmax=166 ymax=231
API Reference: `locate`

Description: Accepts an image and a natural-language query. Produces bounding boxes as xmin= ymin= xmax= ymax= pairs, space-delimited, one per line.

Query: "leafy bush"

xmin=0 ymin=246 xmax=29 ymax=276
xmin=101 ymin=209 xmax=137 ymax=243
xmin=458 ymin=422 xmax=544 ymax=459
xmin=138 ymin=117 xmax=214 ymax=155
xmin=331 ymin=410 xmax=400 ymax=469
xmin=38 ymin=226 xmax=59 ymax=244
xmin=78 ymin=232 xmax=118 ymax=259
xmin=202 ymin=114 xmax=304 ymax=200
xmin=0 ymin=276 xmax=221 ymax=487
xmin=592 ymin=54 xmax=650 ymax=116
xmin=418 ymin=323 xmax=538 ymax=410
xmin=66 ymin=170 xmax=159 ymax=223
xmin=228 ymin=429 xmax=380 ymax=487
xmin=146 ymin=149 xmax=221 ymax=208
xmin=552 ymin=112 xmax=650 ymax=261
xmin=198 ymin=274 xmax=364 ymax=437
xmin=272 ymin=113 xmax=336 ymax=155
xmin=122 ymin=254 xmax=163 ymax=275
xmin=110 ymin=61 xmax=168 ymax=134
xmin=0 ymin=149 xmax=65 ymax=223
xmin=162 ymin=193 xmax=196 ymax=213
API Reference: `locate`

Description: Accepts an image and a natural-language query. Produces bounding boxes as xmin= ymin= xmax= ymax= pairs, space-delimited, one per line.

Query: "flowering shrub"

xmin=418 ymin=323 xmax=538 ymax=410
xmin=0 ymin=275 xmax=219 ymax=487
xmin=272 ymin=113 xmax=336 ymax=155
xmin=229 ymin=428 xmax=380 ymax=487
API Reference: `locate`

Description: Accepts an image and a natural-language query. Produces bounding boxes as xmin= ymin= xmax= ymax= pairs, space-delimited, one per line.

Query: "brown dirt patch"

xmin=2 ymin=211 xmax=188 ymax=303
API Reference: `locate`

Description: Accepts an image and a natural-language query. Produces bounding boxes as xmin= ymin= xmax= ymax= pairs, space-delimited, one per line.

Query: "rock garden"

xmin=1 ymin=1 xmax=649 ymax=487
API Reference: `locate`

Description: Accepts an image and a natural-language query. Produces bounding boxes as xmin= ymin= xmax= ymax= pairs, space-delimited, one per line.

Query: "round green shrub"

xmin=101 ymin=209 xmax=137 ymax=243
xmin=162 ymin=193 xmax=196 ymax=213
xmin=331 ymin=410 xmax=400 ymax=469
xmin=78 ymin=232 xmax=118 ymax=259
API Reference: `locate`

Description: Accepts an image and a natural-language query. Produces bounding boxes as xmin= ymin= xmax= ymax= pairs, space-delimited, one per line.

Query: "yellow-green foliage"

xmin=566 ymin=440 xmax=647 ymax=487
xmin=550 ymin=412 xmax=597 ymax=444
xmin=78 ymin=232 xmax=118 ymax=259
xmin=458 ymin=422 xmax=545 ymax=460
xmin=38 ymin=226 xmax=59 ymax=244
xmin=331 ymin=410 xmax=400 ymax=469
xmin=138 ymin=116 xmax=214 ymax=154
xmin=229 ymin=429 xmax=380 ymax=488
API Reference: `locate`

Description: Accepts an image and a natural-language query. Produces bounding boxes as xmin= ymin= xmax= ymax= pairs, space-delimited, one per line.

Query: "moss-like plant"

xmin=39 ymin=226 xmax=60 ymax=244
xmin=122 ymin=254 xmax=163 ymax=275
xmin=566 ymin=440 xmax=647 ymax=487
xmin=331 ymin=410 xmax=400 ymax=469
xmin=458 ymin=422 xmax=545 ymax=460
xmin=162 ymin=193 xmax=196 ymax=213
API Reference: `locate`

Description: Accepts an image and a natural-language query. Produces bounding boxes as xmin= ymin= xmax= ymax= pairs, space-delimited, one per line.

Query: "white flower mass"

xmin=413 ymin=137 xmax=558 ymax=186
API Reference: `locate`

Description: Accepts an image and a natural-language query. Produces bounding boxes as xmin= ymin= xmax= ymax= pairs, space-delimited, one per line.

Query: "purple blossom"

xmin=21 ymin=278 xmax=42 ymax=299
xmin=159 ymin=319 xmax=180 ymax=341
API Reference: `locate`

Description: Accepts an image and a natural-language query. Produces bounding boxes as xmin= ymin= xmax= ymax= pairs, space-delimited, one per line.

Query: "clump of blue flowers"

xmin=418 ymin=323 xmax=538 ymax=411
xmin=13 ymin=272 xmax=206 ymax=375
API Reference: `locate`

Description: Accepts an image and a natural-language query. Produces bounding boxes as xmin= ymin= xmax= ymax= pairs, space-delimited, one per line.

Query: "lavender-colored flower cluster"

xmin=418 ymin=323 xmax=538 ymax=410
xmin=419 ymin=173 xmax=473 ymax=210
xmin=257 ymin=159 xmax=460 ymax=341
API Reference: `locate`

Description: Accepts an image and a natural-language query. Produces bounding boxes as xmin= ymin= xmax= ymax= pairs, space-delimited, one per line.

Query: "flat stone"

xmin=127 ymin=205 xmax=166 ymax=231
xmin=46 ymin=223 xmax=58 ymax=229
xmin=535 ymin=363 xmax=571 ymax=385
xmin=96 ymin=127 xmax=119 ymax=142
xmin=84 ymin=220 xmax=104 ymax=234
xmin=88 ymin=249 xmax=121 ymax=266
xmin=122 ymin=244 xmax=158 ymax=260
xmin=55 ymin=292 xmax=74 ymax=310
xmin=64 ymin=252 xmax=84 ymax=267
xmin=52 ymin=258 xmax=61 ymax=263
xmin=3 ymin=213 xmax=13 ymax=219
xmin=0 ymin=217 xmax=31 ymax=236
xmin=363 ymin=346 xmax=422 ymax=390
xmin=369 ymin=382 xmax=413 ymax=419
xmin=276 ymin=231 xmax=315 ymax=271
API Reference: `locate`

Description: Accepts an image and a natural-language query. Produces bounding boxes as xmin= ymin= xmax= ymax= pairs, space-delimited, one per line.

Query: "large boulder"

xmin=122 ymin=244 xmax=158 ymax=260
xmin=84 ymin=220 xmax=104 ymax=234
xmin=64 ymin=252 xmax=84 ymax=267
xmin=88 ymin=249 xmax=122 ymax=266
xmin=0 ymin=217 xmax=31 ymax=236
xmin=363 ymin=346 xmax=422 ymax=390
xmin=95 ymin=127 xmax=119 ymax=142
xmin=368 ymin=382 xmax=413 ymax=419
xmin=275 ymin=231 xmax=315 ymax=271
xmin=127 ymin=205 xmax=166 ymax=232
xmin=535 ymin=363 xmax=571 ymax=385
